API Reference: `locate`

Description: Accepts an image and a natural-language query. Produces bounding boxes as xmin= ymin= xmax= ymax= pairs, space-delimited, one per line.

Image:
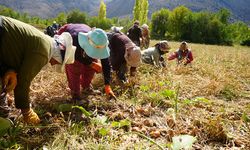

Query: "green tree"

xmin=0 ymin=6 xmax=19 ymax=19
xmin=151 ymin=8 xmax=171 ymax=39
xmin=32 ymin=16 xmax=41 ymax=24
xmin=133 ymin=0 xmax=140 ymax=21
xmin=191 ymin=12 xmax=212 ymax=43
xmin=227 ymin=21 xmax=250 ymax=44
xmin=98 ymin=0 xmax=106 ymax=20
xmin=67 ymin=9 xmax=87 ymax=24
xmin=20 ymin=13 xmax=30 ymax=23
xmin=191 ymin=11 xmax=232 ymax=45
xmin=207 ymin=17 xmax=225 ymax=44
xmin=88 ymin=17 xmax=112 ymax=30
xmin=56 ymin=12 xmax=67 ymax=25
xmin=133 ymin=0 xmax=148 ymax=24
xmin=169 ymin=6 xmax=192 ymax=40
xmin=116 ymin=17 xmax=133 ymax=33
xmin=140 ymin=0 xmax=149 ymax=24
xmin=216 ymin=8 xmax=231 ymax=24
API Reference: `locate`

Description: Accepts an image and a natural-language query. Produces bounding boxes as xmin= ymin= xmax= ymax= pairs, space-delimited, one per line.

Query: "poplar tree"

xmin=133 ymin=0 xmax=148 ymax=24
xmin=133 ymin=0 xmax=140 ymax=21
xmin=140 ymin=0 xmax=149 ymax=24
xmin=98 ymin=0 xmax=106 ymax=20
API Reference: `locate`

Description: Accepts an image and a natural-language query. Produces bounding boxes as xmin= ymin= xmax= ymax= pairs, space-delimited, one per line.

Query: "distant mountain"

xmin=105 ymin=0 xmax=250 ymax=23
xmin=0 ymin=0 xmax=249 ymax=24
xmin=0 ymin=0 xmax=101 ymax=19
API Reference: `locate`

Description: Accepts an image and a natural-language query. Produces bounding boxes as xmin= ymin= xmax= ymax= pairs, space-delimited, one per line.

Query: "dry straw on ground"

xmin=4 ymin=41 xmax=250 ymax=149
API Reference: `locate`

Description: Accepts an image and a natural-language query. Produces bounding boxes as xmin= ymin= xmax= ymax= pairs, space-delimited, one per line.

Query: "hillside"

xmin=0 ymin=0 xmax=101 ymax=19
xmin=1 ymin=41 xmax=249 ymax=149
xmin=0 ymin=0 xmax=250 ymax=24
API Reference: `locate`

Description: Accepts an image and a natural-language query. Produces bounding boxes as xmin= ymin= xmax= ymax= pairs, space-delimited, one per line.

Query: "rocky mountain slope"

xmin=0 ymin=0 xmax=249 ymax=23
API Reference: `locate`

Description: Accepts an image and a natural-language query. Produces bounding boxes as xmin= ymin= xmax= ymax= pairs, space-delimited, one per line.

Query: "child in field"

xmin=141 ymin=41 xmax=171 ymax=68
xmin=168 ymin=41 xmax=193 ymax=66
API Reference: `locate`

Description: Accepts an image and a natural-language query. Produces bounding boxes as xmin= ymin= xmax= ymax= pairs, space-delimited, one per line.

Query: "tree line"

xmin=1 ymin=2 xmax=249 ymax=46
xmin=151 ymin=6 xmax=250 ymax=46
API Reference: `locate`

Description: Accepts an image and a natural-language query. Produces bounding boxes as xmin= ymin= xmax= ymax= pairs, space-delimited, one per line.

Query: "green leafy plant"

xmin=139 ymin=85 xmax=150 ymax=92
xmin=0 ymin=118 xmax=22 ymax=149
xmin=111 ymin=119 xmax=131 ymax=128
xmin=98 ymin=128 xmax=110 ymax=136
xmin=241 ymin=112 xmax=250 ymax=123
xmin=182 ymin=97 xmax=211 ymax=105
xmin=0 ymin=117 xmax=12 ymax=137
xmin=194 ymin=97 xmax=211 ymax=104
xmin=161 ymin=89 xmax=176 ymax=99
xmin=72 ymin=106 xmax=91 ymax=117
xmin=92 ymin=115 xmax=108 ymax=126
xmin=219 ymin=86 xmax=237 ymax=101
xmin=171 ymin=135 xmax=197 ymax=150
xmin=56 ymin=104 xmax=73 ymax=112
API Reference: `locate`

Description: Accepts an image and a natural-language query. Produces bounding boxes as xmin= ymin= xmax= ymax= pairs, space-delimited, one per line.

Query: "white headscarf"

xmin=51 ymin=37 xmax=63 ymax=64
xmin=50 ymin=32 xmax=76 ymax=73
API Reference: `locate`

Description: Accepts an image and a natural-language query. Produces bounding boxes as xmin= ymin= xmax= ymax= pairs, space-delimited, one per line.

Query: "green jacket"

xmin=0 ymin=16 xmax=52 ymax=109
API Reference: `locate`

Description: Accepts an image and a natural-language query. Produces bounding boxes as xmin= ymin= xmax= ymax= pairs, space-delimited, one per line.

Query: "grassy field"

xmin=1 ymin=41 xmax=250 ymax=149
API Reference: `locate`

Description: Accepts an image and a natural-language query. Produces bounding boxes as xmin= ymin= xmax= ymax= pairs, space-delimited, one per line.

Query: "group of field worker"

xmin=0 ymin=16 xmax=193 ymax=125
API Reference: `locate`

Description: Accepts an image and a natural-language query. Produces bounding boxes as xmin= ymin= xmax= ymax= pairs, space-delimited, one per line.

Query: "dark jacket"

xmin=0 ymin=17 xmax=7 ymax=77
xmin=127 ymin=24 xmax=142 ymax=46
xmin=108 ymin=32 xmax=132 ymax=70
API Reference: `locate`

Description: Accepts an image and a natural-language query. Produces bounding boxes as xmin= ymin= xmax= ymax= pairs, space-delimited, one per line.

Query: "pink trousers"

xmin=65 ymin=61 xmax=95 ymax=97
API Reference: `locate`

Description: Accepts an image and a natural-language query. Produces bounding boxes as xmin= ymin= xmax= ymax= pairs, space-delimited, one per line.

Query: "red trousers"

xmin=65 ymin=61 xmax=95 ymax=97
